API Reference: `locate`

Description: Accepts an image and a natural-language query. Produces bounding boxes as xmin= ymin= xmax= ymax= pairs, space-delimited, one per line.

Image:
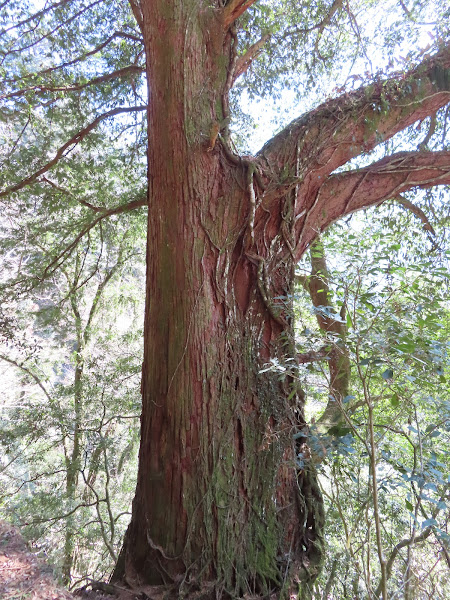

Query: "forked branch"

xmin=295 ymin=150 xmax=450 ymax=256
xmin=260 ymin=44 xmax=450 ymax=184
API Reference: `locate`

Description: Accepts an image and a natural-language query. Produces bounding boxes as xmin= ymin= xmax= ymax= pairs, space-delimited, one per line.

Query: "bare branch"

xmin=223 ymin=0 xmax=259 ymax=29
xmin=394 ymin=194 xmax=436 ymax=235
xmin=418 ymin=113 xmax=437 ymax=150
xmin=0 ymin=105 xmax=147 ymax=199
xmin=295 ymin=150 xmax=450 ymax=256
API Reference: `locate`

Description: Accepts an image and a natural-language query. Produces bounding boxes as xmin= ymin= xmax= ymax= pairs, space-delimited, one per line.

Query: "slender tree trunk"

xmin=113 ymin=1 xmax=324 ymax=597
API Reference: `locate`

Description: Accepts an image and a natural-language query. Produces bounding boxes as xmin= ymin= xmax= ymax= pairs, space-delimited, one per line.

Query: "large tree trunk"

xmin=112 ymin=1 xmax=324 ymax=597
xmin=110 ymin=2 xmax=450 ymax=597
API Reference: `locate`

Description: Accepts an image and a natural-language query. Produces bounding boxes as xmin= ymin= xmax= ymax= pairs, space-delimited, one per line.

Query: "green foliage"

xmin=294 ymin=200 xmax=450 ymax=599
xmin=0 ymin=225 xmax=145 ymax=582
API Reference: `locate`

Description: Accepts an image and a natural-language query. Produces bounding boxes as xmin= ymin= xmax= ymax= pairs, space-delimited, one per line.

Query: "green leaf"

xmin=405 ymin=500 xmax=413 ymax=511
xmin=346 ymin=312 xmax=353 ymax=329
xmin=390 ymin=393 xmax=399 ymax=407
xmin=382 ymin=369 xmax=394 ymax=380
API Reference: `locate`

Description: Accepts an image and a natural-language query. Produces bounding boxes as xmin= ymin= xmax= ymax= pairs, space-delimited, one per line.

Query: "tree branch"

xmin=1 ymin=0 xmax=104 ymax=57
xmin=295 ymin=150 xmax=450 ymax=256
xmin=259 ymin=44 xmax=450 ymax=187
xmin=38 ymin=197 xmax=147 ymax=280
xmin=1 ymin=65 xmax=145 ymax=101
xmin=0 ymin=0 xmax=70 ymax=37
xmin=394 ymin=194 xmax=436 ymax=235
xmin=304 ymin=239 xmax=350 ymax=426
xmin=0 ymin=105 xmax=147 ymax=199
xmin=232 ymin=33 xmax=271 ymax=83
xmin=374 ymin=484 xmax=450 ymax=598
xmin=128 ymin=0 xmax=144 ymax=31
xmin=0 ymin=354 xmax=52 ymax=403
xmin=297 ymin=346 xmax=329 ymax=364
xmin=223 ymin=0 xmax=259 ymax=28
xmin=3 ymin=32 xmax=143 ymax=86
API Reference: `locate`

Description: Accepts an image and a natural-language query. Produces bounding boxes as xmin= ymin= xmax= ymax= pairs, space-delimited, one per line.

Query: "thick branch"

xmin=223 ymin=0 xmax=259 ymax=28
xmin=259 ymin=44 xmax=450 ymax=186
xmin=306 ymin=239 xmax=350 ymax=425
xmin=128 ymin=0 xmax=144 ymax=31
xmin=296 ymin=150 xmax=450 ymax=256
xmin=0 ymin=105 xmax=147 ymax=199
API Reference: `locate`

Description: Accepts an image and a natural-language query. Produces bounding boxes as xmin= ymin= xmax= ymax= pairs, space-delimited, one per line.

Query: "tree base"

xmin=107 ymin=580 xmax=285 ymax=600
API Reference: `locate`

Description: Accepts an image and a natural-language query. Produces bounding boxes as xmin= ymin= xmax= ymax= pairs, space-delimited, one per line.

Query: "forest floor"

xmin=0 ymin=520 xmax=112 ymax=600
xmin=0 ymin=521 xmax=269 ymax=599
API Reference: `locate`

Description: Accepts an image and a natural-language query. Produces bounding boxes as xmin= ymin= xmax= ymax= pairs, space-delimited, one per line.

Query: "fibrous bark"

xmin=111 ymin=2 xmax=450 ymax=598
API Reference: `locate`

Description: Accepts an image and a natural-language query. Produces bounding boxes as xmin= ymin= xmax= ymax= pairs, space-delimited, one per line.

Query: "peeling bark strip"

xmin=110 ymin=1 xmax=450 ymax=598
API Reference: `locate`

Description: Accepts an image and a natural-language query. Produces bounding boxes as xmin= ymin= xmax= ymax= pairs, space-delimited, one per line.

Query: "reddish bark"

xmin=112 ymin=2 xmax=450 ymax=598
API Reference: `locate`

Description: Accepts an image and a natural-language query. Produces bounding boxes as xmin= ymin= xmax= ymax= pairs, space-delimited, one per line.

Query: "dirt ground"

xmin=0 ymin=521 xmax=275 ymax=599
xmin=0 ymin=520 xmax=112 ymax=600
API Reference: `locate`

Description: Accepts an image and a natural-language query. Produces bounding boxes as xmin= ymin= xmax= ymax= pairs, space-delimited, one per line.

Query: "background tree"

xmin=293 ymin=201 xmax=450 ymax=599
xmin=0 ymin=219 xmax=145 ymax=585
xmin=0 ymin=1 xmax=449 ymax=598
